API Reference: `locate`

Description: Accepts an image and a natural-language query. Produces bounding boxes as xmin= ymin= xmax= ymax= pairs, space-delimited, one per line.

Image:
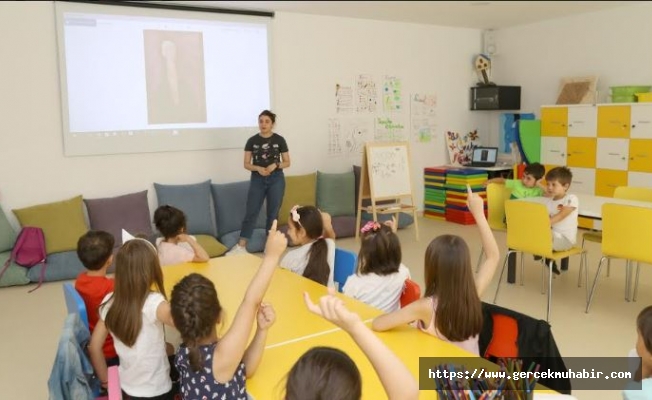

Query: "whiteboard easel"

xmin=356 ymin=142 xmax=419 ymax=240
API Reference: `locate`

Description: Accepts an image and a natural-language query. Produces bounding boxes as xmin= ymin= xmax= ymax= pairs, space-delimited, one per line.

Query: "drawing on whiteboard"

xmin=411 ymin=117 xmax=436 ymax=143
xmin=367 ymin=145 xmax=411 ymax=198
xmin=375 ymin=116 xmax=406 ymax=142
xmin=356 ymin=74 xmax=377 ymax=113
xmin=383 ymin=76 xmax=402 ymax=112
xmin=328 ymin=118 xmax=372 ymax=156
xmin=410 ymin=93 xmax=436 ymax=116
xmin=335 ymin=82 xmax=354 ymax=113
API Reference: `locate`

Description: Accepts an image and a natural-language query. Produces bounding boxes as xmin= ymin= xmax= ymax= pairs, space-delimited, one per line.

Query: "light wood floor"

xmin=0 ymin=217 xmax=642 ymax=399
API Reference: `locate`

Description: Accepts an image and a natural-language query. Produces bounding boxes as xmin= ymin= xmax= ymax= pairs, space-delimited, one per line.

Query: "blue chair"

xmin=334 ymin=248 xmax=357 ymax=293
xmin=63 ymin=282 xmax=89 ymax=330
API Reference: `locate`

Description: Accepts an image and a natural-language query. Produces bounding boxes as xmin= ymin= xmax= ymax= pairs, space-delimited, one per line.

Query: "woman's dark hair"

xmin=171 ymin=273 xmax=222 ymax=372
xmin=154 ymin=205 xmax=186 ymax=239
xmin=259 ymin=109 xmax=276 ymax=124
xmin=289 ymin=206 xmax=329 ymax=285
xmin=637 ymin=306 xmax=652 ymax=354
xmin=357 ymin=225 xmax=402 ymax=276
xmin=285 ymin=347 xmax=361 ymax=400
xmin=423 ymin=235 xmax=482 ymax=342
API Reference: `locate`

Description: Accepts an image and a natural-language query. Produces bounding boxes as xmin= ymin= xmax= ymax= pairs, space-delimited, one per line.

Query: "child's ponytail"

xmin=303 ymin=238 xmax=330 ymax=285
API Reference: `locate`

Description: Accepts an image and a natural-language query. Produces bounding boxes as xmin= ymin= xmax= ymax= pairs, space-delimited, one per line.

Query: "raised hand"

xmin=304 ymin=288 xmax=361 ymax=332
xmin=466 ymin=184 xmax=485 ymax=216
xmin=383 ymin=215 xmax=398 ymax=233
xmin=256 ymin=302 xmax=276 ymax=330
xmin=264 ymin=220 xmax=288 ymax=259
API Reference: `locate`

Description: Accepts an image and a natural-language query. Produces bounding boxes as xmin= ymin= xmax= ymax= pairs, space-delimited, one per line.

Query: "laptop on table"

xmin=467 ymin=147 xmax=498 ymax=167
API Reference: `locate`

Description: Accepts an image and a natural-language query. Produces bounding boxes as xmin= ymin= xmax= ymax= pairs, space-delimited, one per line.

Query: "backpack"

xmin=0 ymin=226 xmax=47 ymax=292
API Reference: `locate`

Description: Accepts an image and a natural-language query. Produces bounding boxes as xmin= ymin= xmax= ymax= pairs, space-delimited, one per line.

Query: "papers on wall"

xmin=410 ymin=93 xmax=437 ymax=143
xmin=383 ymin=76 xmax=403 ymax=112
xmin=410 ymin=93 xmax=436 ymax=117
xmin=411 ymin=118 xmax=436 ymax=143
xmin=356 ymin=74 xmax=378 ymax=113
xmin=375 ymin=116 xmax=406 ymax=142
xmin=335 ymin=81 xmax=354 ymax=113
xmin=328 ymin=118 xmax=373 ymax=156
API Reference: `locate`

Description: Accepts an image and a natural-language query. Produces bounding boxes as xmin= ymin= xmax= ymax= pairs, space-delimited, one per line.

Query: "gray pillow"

xmin=28 ymin=250 xmax=85 ymax=283
xmin=154 ymin=180 xmax=216 ymax=236
xmin=0 ymin=207 xmax=17 ymax=253
xmin=0 ymin=251 xmax=29 ymax=287
xmin=211 ymin=181 xmax=266 ymax=237
xmin=84 ymin=190 xmax=153 ymax=247
xmin=317 ymin=171 xmax=355 ymax=217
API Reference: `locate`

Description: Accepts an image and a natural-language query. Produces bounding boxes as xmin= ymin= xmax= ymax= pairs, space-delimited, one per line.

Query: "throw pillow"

xmin=278 ymin=173 xmax=317 ymax=224
xmin=13 ymin=195 xmax=88 ymax=254
xmin=27 ymin=250 xmax=85 ymax=283
xmin=211 ymin=181 xmax=267 ymax=237
xmin=0 ymin=206 xmax=17 ymax=253
xmin=84 ymin=190 xmax=153 ymax=247
xmin=194 ymin=234 xmax=227 ymax=258
xmin=0 ymin=251 xmax=30 ymax=288
xmin=316 ymin=171 xmax=355 ymax=217
xmin=154 ymin=180 xmax=215 ymax=236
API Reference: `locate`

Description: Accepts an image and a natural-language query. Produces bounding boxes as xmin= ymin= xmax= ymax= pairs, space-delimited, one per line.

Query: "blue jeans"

xmin=240 ymin=170 xmax=285 ymax=240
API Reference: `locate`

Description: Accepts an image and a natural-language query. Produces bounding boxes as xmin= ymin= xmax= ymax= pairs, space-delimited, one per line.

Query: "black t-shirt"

xmin=244 ymin=133 xmax=289 ymax=168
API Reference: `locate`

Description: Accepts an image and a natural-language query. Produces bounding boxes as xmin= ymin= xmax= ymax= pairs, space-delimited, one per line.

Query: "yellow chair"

xmin=585 ymin=203 xmax=652 ymax=313
xmin=582 ymin=186 xmax=652 ymax=277
xmin=476 ymin=183 xmax=512 ymax=272
xmin=493 ymin=200 xmax=587 ymax=322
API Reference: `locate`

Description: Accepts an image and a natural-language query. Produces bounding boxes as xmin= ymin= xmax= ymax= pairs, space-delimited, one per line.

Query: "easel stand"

xmin=355 ymin=142 xmax=419 ymax=241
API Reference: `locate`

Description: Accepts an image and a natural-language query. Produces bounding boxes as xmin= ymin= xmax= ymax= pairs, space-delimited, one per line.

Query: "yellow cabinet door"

xmin=629 ymin=139 xmax=652 ymax=173
xmin=595 ymin=169 xmax=629 ymax=197
xmin=597 ymin=105 xmax=630 ymax=138
xmin=541 ymin=107 xmax=568 ymax=136
xmin=567 ymin=138 xmax=596 ymax=168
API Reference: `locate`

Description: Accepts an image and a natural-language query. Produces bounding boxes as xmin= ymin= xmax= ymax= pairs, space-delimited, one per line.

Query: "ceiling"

xmin=162 ymin=1 xmax=644 ymax=30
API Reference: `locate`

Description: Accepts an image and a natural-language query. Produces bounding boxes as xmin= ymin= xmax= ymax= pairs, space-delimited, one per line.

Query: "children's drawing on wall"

xmin=328 ymin=118 xmax=372 ymax=157
xmin=445 ymin=130 xmax=480 ymax=166
xmin=499 ymin=113 xmax=535 ymax=163
xmin=356 ymin=74 xmax=378 ymax=113
xmin=335 ymin=81 xmax=354 ymax=113
xmin=410 ymin=93 xmax=437 ymax=143
xmin=375 ymin=116 xmax=406 ymax=142
xmin=383 ymin=76 xmax=403 ymax=112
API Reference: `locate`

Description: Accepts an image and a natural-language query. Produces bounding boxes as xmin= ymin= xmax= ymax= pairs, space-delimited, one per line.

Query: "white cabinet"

xmin=541 ymin=137 xmax=567 ymax=166
xmin=630 ymin=104 xmax=652 ymax=139
xmin=567 ymin=106 xmax=597 ymax=137
xmin=597 ymin=138 xmax=629 ymax=170
xmin=628 ymin=172 xmax=652 ymax=188
xmin=570 ymin=168 xmax=596 ymax=195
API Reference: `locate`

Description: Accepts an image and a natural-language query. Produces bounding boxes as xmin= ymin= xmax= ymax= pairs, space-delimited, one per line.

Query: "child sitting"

xmin=372 ymin=185 xmax=499 ymax=355
xmin=154 ymin=204 xmax=209 ymax=267
xmin=280 ymin=205 xmax=336 ymax=287
xmin=623 ymin=305 xmax=652 ymax=399
xmin=342 ymin=217 xmax=410 ymax=313
xmin=75 ymin=230 xmax=118 ymax=366
xmin=286 ymin=289 xmax=418 ymax=400
xmin=484 ymin=162 xmax=546 ymax=199
xmin=170 ymin=220 xmax=287 ymax=400
xmin=542 ymin=166 xmax=579 ymax=275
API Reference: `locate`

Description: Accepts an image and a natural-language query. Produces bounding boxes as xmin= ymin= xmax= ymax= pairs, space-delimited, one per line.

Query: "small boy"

xmin=485 ymin=162 xmax=546 ymax=199
xmin=543 ymin=166 xmax=579 ymax=275
xmin=153 ymin=205 xmax=209 ymax=266
xmin=75 ymin=230 xmax=118 ymax=365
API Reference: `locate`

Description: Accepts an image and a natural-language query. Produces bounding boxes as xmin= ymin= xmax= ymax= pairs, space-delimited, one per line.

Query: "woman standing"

xmin=227 ymin=110 xmax=290 ymax=255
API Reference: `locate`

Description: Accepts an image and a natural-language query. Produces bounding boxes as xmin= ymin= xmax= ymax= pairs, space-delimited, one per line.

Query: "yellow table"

xmin=162 ymin=254 xmax=382 ymax=346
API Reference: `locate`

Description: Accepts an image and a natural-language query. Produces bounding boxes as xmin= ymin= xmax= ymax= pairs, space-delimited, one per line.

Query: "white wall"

xmin=492 ymin=2 xmax=652 ymax=119
xmin=0 ymin=2 xmax=482 ymax=227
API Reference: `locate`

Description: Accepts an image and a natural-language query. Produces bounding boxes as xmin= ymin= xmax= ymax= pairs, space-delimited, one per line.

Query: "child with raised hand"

xmin=624 ymin=305 xmax=652 ymax=399
xmin=170 ymin=220 xmax=287 ymax=400
xmin=280 ymin=205 xmax=336 ymax=287
xmin=75 ymin=230 xmax=118 ymax=366
xmin=154 ymin=204 xmax=209 ymax=266
xmin=372 ymin=185 xmax=499 ymax=355
xmin=89 ymin=237 xmax=178 ymax=399
xmin=342 ymin=216 xmax=410 ymax=313
xmin=286 ymin=289 xmax=418 ymax=400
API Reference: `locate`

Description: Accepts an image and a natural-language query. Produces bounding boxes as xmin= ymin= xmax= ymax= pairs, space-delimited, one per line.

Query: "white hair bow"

xmin=121 ymin=229 xmax=157 ymax=253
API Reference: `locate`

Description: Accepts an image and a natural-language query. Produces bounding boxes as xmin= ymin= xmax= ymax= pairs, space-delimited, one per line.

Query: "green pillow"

xmin=13 ymin=195 xmax=88 ymax=254
xmin=0 ymin=207 xmax=17 ymax=253
xmin=0 ymin=251 xmax=30 ymax=288
xmin=316 ymin=171 xmax=355 ymax=217
xmin=278 ymin=173 xmax=317 ymax=225
xmin=194 ymin=235 xmax=228 ymax=258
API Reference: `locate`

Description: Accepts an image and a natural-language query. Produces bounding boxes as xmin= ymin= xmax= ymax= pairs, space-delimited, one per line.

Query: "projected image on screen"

xmin=143 ymin=30 xmax=207 ymax=124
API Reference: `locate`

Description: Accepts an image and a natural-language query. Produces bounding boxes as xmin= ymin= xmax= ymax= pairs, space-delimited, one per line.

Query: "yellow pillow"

xmin=278 ymin=173 xmax=317 ymax=225
xmin=13 ymin=195 xmax=88 ymax=254
xmin=194 ymin=235 xmax=228 ymax=258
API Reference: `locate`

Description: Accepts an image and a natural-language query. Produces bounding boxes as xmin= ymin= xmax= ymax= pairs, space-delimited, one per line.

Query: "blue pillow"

xmin=211 ymin=181 xmax=266 ymax=238
xmin=154 ymin=180 xmax=216 ymax=236
xmin=28 ymin=250 xmax=85 ymax=283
